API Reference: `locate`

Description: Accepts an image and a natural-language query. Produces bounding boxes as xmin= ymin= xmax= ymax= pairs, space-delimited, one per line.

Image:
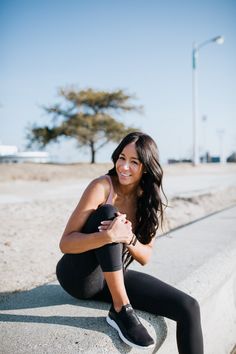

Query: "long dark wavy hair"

xmin=107 ymin=131 xmax=167 ymax=268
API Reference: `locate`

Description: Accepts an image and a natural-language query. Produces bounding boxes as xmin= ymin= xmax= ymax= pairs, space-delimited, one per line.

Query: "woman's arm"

xmin=98 ymin=219 xmax=155 ymax=266
xmin=59 ymin=178 xmax=111 ymax=254
xmin=126 ymin=237 xmax=155 ymax=266
xmin=59 ymin=177 xmax=134 ymax=254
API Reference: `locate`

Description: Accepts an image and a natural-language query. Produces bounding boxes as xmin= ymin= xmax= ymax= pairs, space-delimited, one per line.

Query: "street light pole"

xmin=192 ymin=42 xmax=198 ymax=165
xmin=192 ymin=35 xmax=224 ymax=166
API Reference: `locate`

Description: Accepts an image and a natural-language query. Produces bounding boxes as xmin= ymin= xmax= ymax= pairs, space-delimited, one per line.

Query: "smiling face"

xmin=115 ymin=142 xmax=144 ymax=186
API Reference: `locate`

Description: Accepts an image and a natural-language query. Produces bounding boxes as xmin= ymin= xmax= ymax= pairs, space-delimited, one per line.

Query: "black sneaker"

xmin=106 ymin=304 xmax=155 ymax=349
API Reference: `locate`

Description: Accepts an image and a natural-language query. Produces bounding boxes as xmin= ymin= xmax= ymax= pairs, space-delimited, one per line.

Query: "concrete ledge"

xmin=0 ymin=283 xmax=167 ymax=353
xmin=156 ymin=245 xmax=236 ymax=354
xmin=144 ymin=206 xmax=236 ymax=354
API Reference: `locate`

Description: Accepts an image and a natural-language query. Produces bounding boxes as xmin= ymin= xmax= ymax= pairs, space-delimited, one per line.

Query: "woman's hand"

xmin=98 ymin=212 xmax=133 ymax=244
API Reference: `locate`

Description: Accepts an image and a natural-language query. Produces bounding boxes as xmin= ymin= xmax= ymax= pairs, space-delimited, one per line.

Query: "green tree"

xmin=28 ymin=87 xmax=142 ymax=163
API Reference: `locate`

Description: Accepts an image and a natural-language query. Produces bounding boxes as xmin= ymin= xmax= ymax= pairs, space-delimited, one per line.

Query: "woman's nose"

xmin=123 ymin=162 xmax=130 ymax=170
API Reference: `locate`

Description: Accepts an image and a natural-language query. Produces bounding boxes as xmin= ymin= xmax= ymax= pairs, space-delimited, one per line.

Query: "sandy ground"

xmin=0 ymin=162 xmax=235 ymax=295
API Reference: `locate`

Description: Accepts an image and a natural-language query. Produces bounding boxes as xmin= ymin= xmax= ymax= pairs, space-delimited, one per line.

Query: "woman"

xmin=56 ymin=132 xmax=204 ymax=353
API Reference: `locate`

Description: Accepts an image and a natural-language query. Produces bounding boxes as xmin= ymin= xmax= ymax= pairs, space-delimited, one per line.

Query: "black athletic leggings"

xmin=56 ymin=204 xmax=204 ymax=354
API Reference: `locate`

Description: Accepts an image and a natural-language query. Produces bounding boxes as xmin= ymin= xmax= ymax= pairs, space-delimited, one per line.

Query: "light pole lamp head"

xmin=213 ymin=36 xmax=224 ymax=45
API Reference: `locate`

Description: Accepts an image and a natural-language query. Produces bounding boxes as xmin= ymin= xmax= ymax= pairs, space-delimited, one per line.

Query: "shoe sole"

xmin=106 ymin=315 xmax=155 ymax=350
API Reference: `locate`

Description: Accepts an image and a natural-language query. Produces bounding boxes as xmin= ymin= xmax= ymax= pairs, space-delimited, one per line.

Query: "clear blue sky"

xmin=1 ymin=0 xmax=236 ymax=163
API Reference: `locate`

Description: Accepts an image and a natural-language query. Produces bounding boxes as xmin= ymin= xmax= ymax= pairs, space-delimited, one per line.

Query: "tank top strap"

xmin=105 ymin=175 xmax=114 ymax=205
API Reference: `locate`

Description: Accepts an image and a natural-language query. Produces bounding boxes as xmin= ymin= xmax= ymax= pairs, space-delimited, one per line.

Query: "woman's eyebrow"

xmin=120 ymin=153 xmax=139 ymax=160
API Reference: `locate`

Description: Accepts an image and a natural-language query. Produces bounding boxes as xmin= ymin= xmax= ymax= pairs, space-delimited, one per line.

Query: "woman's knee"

xmin=180 ymin=295 xmax=201 ymax=319
xmin=82 ymin=204 xmax=118 ymax=233
xmin=96 ymin=204 xmax=118 ymax=220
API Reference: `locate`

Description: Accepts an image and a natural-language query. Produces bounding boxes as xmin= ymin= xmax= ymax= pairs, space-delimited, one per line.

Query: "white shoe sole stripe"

xmin=106 ymin=315 xmax=154 ymax=350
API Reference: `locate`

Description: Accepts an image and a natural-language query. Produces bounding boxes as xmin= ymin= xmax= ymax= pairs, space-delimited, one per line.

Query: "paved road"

xmin=163 ymin=169 xmax=236 ymax=197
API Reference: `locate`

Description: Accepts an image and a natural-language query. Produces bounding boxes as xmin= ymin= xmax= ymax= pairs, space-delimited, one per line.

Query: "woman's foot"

xmin=106 ymin=304 xmax=154 ymax=349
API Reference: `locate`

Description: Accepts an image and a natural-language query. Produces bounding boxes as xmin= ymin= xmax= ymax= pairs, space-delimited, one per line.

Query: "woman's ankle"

xmin=113 ymin=300 xmax=130 ymax=313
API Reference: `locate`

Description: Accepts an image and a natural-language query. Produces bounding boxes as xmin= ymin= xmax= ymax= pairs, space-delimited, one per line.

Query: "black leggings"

xmin=56 ymin=204 xmax=204 ymax=354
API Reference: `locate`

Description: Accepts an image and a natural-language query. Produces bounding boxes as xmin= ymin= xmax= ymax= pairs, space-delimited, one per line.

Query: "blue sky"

xmin=1 ymin=0 xmax=236 ymax=163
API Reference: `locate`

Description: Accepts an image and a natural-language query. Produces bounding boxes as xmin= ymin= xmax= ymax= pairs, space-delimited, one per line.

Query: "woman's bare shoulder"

xmin=88 ymin=175 xmax=110 ymax=190
xmin=82 ymin=175 xmax=110 ymax=203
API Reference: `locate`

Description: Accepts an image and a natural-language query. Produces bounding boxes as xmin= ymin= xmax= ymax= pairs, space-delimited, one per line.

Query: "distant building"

xmin=0 ymin=145 xmax=18 ymax=156
xmin=0 ymin=145 xmax=50 ymax=163
xmin=227 ymin=152 xmax=236 ymax=163
xmin=167 ymin=158 xmax=192 ymax=164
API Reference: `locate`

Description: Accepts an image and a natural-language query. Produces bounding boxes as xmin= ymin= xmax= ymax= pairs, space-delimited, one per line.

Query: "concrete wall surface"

xmin=145 ymin=206 xmax=236 ymax=354
xmin=157 ymin=244 xmax=236 ymax=354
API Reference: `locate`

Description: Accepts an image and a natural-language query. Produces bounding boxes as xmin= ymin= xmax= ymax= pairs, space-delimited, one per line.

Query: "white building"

xmin=0 ymin=145 xmax=50 ymax=163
